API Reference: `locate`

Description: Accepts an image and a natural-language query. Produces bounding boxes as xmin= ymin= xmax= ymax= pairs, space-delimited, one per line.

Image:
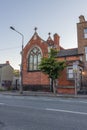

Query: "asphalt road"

xmin=0 ymin=94 xmax=87 ymax=130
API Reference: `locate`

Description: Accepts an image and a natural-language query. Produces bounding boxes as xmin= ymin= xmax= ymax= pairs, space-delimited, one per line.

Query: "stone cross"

xmin=34 ymin=27 xmax=37 ymax=32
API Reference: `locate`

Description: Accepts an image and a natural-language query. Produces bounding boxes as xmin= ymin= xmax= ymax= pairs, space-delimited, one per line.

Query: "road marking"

xmin=53 ymin=99 xmax=87 ymax=104
xmin=79 ymin=101 xmax=87 ymax=104
xmin=0 ymin=103 xmax=5 ymax=105
xmin=46 ymin=108 xmax=87 ymax=115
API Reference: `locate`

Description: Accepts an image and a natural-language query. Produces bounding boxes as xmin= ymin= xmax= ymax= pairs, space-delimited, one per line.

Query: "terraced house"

xmin=0 ymin=61 xmax=14 ymax=90
xmin=22 ymin=15 xmax=87 ymax=94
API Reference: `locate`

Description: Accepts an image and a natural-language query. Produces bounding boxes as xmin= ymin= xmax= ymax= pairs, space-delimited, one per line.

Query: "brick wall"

xmin=22 ymin=30 xmax=81 ymax=93
xmin=22 ymin=33 xmax=50 ymax=90
xmin=77 ymin=15 xmax=87 ymax=86
xmin=77 ymin=16 xmax=87 ymax=61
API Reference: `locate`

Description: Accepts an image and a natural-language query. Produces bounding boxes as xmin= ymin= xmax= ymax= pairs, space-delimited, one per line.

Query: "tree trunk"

xmin=53 ymin=79 xmax=56 ymax=94
xmin=53 ymin=79 xmax=58 ymax=94
xmin=50 ymin=78 xmax=53 ymax=92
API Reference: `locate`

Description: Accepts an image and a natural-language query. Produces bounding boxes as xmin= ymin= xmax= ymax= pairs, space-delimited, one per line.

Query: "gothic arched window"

xmin=28 ymin=47 xmax=42 ymax=71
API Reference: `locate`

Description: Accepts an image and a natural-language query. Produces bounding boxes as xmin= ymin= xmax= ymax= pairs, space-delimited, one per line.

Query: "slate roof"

xmin=0 ymin=64 xmax=7 ymax=68
xmin=57 ymin=48 xmax=79 ymax=57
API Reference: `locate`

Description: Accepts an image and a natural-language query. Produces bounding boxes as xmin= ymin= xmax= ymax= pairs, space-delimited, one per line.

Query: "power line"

xmin=0 ymin=46 xmax=21 ymax=51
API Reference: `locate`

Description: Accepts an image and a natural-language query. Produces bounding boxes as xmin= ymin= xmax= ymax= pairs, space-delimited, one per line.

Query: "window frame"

xmin=84 ymin=28 xmax=87 ymax=38
xmin=85 ymin=46 xmax=87 ymax=61
xmin=28 ymin=47 xmax=42 ymax=71
xmin=67 ymin=67 xmax=74 ymax=80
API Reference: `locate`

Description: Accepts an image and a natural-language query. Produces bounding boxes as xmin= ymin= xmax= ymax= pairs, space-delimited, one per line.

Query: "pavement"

xmin=0 ymin=90 xmax=87 ymax=98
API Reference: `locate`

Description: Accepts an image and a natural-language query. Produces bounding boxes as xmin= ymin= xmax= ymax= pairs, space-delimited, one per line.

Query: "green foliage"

xmin=48 ymin=48 xmax=58 ymax=58
xmin=39 ymin=48 xmax=66 ymax=80
xmin=13 ymin=69 xmax=20 ymax=77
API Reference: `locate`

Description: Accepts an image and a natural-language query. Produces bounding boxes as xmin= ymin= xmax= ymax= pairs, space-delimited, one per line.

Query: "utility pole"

xmin=10 ymin=26 xmax=24 ymax=94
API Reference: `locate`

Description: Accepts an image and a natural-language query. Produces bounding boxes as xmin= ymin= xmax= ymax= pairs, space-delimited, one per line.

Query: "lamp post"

xmin=10 ymin=26 xmax=24 ymax=94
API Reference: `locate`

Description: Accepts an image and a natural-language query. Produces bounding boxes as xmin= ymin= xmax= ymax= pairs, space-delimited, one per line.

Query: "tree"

xmin=13 ymin=69 xmax=20 ymax=77
xmin=39 ymin=48 xmax=66 ymax=93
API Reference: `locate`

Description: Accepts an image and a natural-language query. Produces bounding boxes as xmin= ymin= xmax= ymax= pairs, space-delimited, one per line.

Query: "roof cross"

xmin=48 ymin=32 xmax=51 ymax=36
xmin=34 ymin=27 xmax=37 ymax=32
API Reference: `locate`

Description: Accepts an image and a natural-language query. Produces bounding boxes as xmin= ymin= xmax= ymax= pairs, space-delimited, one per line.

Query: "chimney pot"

xmin=54 ymin=33 xmax=60 ymax=50
xmin=79 ymin=15 xmax=85 ymax=23
xmin=6 ymin=61 xmax=9 ymax=64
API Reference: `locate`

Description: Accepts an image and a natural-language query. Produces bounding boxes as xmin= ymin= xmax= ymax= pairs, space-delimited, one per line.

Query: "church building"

xmin=22 ymin=15 xmax=87 ymax=94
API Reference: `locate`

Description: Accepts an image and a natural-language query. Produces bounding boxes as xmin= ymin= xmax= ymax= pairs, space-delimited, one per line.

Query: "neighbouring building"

xmin=0 ymin=61 xmax=14 ymax=90
xmin=77 ymin=15 xmax=87 ymax=89
xmin=12 ymin=69 xmax=20 ymax=90
xmin=22 ymin=15 xmax=87 ymax=94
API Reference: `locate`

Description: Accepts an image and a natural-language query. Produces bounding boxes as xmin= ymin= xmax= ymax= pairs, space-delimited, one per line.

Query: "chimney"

xmin=6 ymin=61 xmax=9 ymax=64
xmin=79 ymin=15 xmax=85 ymax=23
xmin=53 ymin=33 xmax=60 ymax=50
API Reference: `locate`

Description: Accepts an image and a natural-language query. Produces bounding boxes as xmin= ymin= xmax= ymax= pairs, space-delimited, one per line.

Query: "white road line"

xmin=46 ymin=108 xmax=87 ymax=115
xmin=79 ymin=101 xmax=87 ymax=104
xmin=0 ymin=103 xmax=5 ymax=105
xmin=56 ymin=99 xmax=87 ymax=104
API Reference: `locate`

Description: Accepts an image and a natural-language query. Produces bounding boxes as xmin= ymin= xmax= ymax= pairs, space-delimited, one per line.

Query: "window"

xmin=67 ymin=67 xmax=73 ymax=79
xmin=80 ymin=56 xmax=82 ymax=61
xmin=85 ymin=46 xmax=87 ymax=61
xmin=84 ymin=28 xmax=87 ymax=38
xmin=28 ymin=47 xmax=42 ymax=71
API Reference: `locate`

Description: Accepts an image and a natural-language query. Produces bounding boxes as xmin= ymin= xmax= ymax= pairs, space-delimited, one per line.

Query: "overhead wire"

xmin=0 ymin=46 xmax=21 ymax=51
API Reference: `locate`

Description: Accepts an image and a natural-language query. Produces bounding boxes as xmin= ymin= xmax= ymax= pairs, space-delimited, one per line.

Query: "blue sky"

xmin=0 ymin=0 xmax=87 ymax=69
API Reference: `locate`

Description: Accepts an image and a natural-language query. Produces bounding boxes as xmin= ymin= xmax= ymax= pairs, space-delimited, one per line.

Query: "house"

xmin=12 ymin=69 xmax=21 ymax=90
xmin=22 ymin=15 xmax=87 ymax=94
xmin=0 ymin=61 xmax=14 ymax=90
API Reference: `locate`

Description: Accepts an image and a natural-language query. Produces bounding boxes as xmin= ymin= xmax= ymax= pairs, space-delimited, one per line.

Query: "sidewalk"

xmin=0 ymin=90 xmax=87 ymax=98
xmin=0 ymin=91 xmax=56 ymax=97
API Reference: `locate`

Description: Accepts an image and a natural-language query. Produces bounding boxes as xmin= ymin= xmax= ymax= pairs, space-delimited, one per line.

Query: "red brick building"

xmin=22 ymin=15 xmax=87 ymax=94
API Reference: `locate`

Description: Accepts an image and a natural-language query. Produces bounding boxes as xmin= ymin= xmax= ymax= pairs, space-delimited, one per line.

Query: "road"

xmin=0 ymin=94 xmax=87 ymax=130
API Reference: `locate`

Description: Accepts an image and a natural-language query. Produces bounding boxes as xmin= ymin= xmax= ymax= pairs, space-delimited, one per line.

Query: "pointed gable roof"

xmin=31 ymin=31 xmax=44 ymax=42
xmin=31 ymin=27 xmax=45 ymax=42
xmin=0 ymin=61 xmax=12 ymax=68
xmin=47 ymin=32 xmax=54 ymax=46
xmin=0 ymin=64 xmax=6 ymax=68
xmin=23 ymin=28 xmax=46 ymax=51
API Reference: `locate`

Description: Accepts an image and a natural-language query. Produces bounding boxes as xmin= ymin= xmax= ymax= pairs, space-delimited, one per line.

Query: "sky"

xmin=0 ymin=0 xmax=87 ymax=69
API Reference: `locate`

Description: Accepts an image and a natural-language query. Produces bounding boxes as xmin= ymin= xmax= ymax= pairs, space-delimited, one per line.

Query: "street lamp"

xmin=10 ymin=26 xmax=24 ymax=94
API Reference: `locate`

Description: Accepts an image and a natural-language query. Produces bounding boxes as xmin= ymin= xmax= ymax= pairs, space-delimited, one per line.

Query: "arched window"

xmin=28 ymin=47 xmax=42 ymax=71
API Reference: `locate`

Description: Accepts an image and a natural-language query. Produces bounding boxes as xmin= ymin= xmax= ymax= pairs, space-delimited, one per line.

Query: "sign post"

xmin=73 ymin=61 xmax=79 ymax=95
